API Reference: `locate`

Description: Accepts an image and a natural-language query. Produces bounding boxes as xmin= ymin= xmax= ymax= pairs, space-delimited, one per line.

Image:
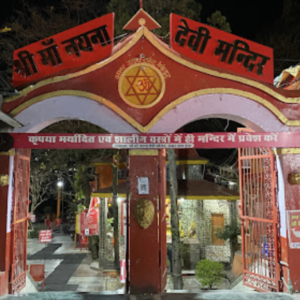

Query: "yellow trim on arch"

xmin=91 ymin=192 xmax=239 ymax=200
xmin=4 ymin=28 xmax=146 ymax=103
xmin=143 ymin=88 xmax=296 ymax=132
xmin=91 ymin=193 xmax=127 ymax=198
xmin=274 ymin=148 xmax=300 ymax=155
xmin=9 ymin=90 xmax=144 ymax=132
xmin=9 ymin=88 xmax=300 ymax=133
xmin=166 ymin=159 xmax=209 ymax=165
xmin=5 ymin=27 xmax=300 ymax=105
xmin=144 ymin=28 xmax=300 ymax=104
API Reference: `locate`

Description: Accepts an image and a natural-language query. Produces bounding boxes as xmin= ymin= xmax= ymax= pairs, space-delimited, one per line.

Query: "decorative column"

xmin=128 ymin=150 xmax=167 ymax=294
xmin=0 ymin=150 xmax=13 ymax=297
xmin=279 ymin=153 xmax=300 ymax=293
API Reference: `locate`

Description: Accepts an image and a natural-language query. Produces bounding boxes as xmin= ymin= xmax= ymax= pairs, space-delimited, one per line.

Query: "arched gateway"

xmin=1 ymin=6 xmax=300 ymax=296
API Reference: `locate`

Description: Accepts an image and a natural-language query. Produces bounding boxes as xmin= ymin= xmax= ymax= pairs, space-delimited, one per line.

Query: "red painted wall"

xmin=95 ymin=164 xmax=126 ymax=190
xmin=281 ymin=155 xmax=300 ymax=292
xmin=0 ymin=154 xmax=11 ymax=297
xmin=129 ymin=151 xmax=166 ymax=293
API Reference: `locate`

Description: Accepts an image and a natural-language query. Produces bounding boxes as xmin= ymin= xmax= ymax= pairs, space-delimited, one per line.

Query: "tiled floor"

xmin=69 ymin=254 xmax=105 ymax=292
xmin=27 ymin=233 xmax=107 ymax=292
xmin=292 ymin=294 xmax=300 ymax=300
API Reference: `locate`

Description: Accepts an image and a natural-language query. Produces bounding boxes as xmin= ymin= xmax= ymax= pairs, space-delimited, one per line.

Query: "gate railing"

xmin=238 ymin=129 xmax=281 ymax=292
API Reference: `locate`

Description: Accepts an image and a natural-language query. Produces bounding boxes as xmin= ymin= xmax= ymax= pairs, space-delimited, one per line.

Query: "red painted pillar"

xmin=0 ymin=151 xmax=12 ymax=297
xmin=281 ymin=154 xmax=300 ymax=292
xmin=128 ymin=150 xmax=167 ymax=294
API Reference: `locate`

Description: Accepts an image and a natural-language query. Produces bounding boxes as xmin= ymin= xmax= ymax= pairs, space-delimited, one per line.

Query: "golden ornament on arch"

xmin=118 ymin=63 xmax=165 ymax=108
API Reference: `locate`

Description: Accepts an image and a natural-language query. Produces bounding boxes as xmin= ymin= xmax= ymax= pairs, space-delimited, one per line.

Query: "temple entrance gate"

xmin=1 ymin=130 xmax=298 ymax=295
xmin=2 ymin=4 xmax=300 ymax=296
xmin=238 ymin=129 xmax=281 ymax=292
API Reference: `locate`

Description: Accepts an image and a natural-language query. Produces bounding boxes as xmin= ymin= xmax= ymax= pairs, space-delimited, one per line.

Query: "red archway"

xmin=1 ymin=7 xmax=300 ymax=296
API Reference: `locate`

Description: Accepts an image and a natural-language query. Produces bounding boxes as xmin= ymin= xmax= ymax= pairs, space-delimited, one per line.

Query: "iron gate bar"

xmin=238 ymin=128 xmax=281 ymax=292
xmin=240 ymin=216 xmax=277 ymax=223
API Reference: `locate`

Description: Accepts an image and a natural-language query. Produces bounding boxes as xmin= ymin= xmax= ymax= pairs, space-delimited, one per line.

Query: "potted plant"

xmin=196 ymin=259 xmax=224 ymax=289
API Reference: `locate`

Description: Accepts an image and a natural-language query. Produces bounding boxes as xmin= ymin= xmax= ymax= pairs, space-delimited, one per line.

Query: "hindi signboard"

xmin=287 ymin=210 xmax=300 ymax=249
xmin=120 ymin=259 xmax=126 ymax=283
xmin=39 ymin=230 xmax=52 ymax=243
xmin=9 ymin=132 xmax=300 ymax=149
xmin=80 ymin=197 xmax=99 ymax=236
xmin=170 ymin=14 xmax=273 ymax=84
xmin=13 ymin=13 xmax=114 ymax=87
xmin=30 ymin=214 xmax=36 ymax=223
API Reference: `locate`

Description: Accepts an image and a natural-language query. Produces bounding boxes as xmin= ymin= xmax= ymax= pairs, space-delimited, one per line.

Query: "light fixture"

xmin=57 ymin=180 xmax=63 ymax=187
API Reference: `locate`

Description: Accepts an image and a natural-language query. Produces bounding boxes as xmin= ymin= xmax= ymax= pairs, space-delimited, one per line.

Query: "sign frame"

xmin=13 ymin=13 xmax=114 ymax=87
xmin=287 ymin=210 xmax=300 ymax=249
xmin=170 ymin=13 xmax=274 ymax=84
xmin=39 ymin=230 xmax=52 ymax=243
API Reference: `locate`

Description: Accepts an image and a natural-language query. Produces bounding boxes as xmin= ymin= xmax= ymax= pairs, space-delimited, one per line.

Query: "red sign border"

xmin=170 ymin=13 xmax=274 ymax=84
xmin=13 ymin=13 xmax=114 ymax=88
xmin=39 ymin=230 xmax=52 ymax=243
xmin=287 ymin=210 xmax=300 ymax=249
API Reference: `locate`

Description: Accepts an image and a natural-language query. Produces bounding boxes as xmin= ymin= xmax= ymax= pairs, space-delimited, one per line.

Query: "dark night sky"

xmin=198 ymin=0 xmax=282 ymax=40
xmin=0 ymin=0 xmax=282 ymax=40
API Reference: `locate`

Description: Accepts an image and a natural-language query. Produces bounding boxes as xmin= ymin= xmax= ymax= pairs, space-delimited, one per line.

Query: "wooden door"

xmin=211 ymin=213 xmax=224 ymax=246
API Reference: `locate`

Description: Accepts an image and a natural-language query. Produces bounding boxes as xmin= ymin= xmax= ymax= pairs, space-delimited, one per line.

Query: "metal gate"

xmin=9 ymin=149 xmax=31 ymax=294
xmin=238 ymin=129 xmax=281 ymax=292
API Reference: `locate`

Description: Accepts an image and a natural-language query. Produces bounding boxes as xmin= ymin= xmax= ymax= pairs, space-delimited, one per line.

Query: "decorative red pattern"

xmin=238 ymin=128 xmax=281 ymax=292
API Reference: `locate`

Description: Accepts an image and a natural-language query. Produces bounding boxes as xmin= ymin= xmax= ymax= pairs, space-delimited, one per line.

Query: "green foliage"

xmin=215 ymin=219 xmax=240 ymax=242
xmin=196 ymin=259 xmax=224 ymax=289
xmin=29 ymin=120 xmax=115 ymax=212
xmin=107 ymin=217 xmax=114 ymax=233
xmin=207 ymin=11 xmax=231 ymax=33
xmin=77 ymin=203 xmax=86 ymax=214
xmin=28 ymin=223 xmax=47 ymax=239
xmin=43 ymin=206 xmax=53 ymax=214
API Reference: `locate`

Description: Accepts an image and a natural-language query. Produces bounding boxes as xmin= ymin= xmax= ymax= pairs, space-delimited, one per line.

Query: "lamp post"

xmin=57 ymin=180 xmax=63 ymax=219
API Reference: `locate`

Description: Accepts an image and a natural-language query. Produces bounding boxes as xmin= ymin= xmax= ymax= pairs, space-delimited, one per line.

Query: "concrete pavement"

xmin=27 ymin=233 xmax=105 ymax=292
xmin=6 ymin=232 xmax=296 ymax=299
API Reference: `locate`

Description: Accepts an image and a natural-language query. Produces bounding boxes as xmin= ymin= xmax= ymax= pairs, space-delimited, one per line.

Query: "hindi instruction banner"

xmin=39 ymin=230 xmax=52 ymax=243
xmin=13 ymin=13 xmax=114 ymax=87
xmin=170 ymin=14 xmax=273 ymax=83
xmin=8 ymin=132 xmax=300 ymax=149
xmin=287 ymin=210 xmax=300 ymax=249
xmin=80 ymin=197 xmax=99 ymax=236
